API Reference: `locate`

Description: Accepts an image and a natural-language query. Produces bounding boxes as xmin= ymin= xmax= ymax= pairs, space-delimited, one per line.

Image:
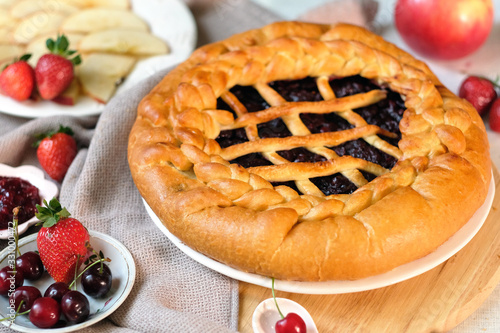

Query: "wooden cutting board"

xmin=239 ymin=166 xmax=500 ymax=333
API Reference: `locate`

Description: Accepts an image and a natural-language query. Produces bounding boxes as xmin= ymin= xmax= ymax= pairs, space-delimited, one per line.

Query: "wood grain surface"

xmin=239 ymin=167 xmax=500 ymax=333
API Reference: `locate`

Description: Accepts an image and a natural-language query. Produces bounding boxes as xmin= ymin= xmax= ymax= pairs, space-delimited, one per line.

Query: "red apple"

xmin=395 ymin=0 xmax=494 ymax=60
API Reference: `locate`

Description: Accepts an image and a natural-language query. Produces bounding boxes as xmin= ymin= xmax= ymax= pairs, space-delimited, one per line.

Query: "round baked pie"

xmin=128 ymin=22 xmax=491 ymax=281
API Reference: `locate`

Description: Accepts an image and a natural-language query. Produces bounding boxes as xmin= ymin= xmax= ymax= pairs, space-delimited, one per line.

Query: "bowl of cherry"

xmin=0 ymin=230 xmax=135 ymax=332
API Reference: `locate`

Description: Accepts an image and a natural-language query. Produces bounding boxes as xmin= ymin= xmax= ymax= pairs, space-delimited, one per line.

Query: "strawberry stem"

xmin=33 ymin=125 xmax=74 ymax=148
xmin=271 ymin=278 xmax=285 ymax=319
xmin=35 ymin=197 xmax=71 ymax=228
xmin=45 ymin=35 xmax=81 ymax=66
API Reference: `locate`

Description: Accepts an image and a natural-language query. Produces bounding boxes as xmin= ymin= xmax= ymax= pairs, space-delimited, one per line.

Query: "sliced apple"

xmin=26 ymin=32 xmax=84 ymax=66
xmin=52 ymin=78 xmax=81 ymax=105
xmin=12 ymin=11 xmax=65 ymax=44
xmin=78 ymin=29 xmax=168 ymax=56
xmin=0 ymin=8 xmax=17 ymax=29
xmin=0 ymin=28 xmax=10 ymax=43
xmin=61 ymin=8 xmax=148 ymax=34
xmin=76 ymin=53 xmax=136 ymax=103
xmin=58 ymin=0 xmax=129 ymax=9
xmin=0 ymin=44 xmax=25 ymax=61
xmin=10 ymin=0 xmax=80 ymax=19
xmin=0 ymin=0 xmax=15 ymax=6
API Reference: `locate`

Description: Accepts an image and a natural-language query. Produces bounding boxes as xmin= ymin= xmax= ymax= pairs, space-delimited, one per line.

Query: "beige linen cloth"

xmin=0 ymin=1 xmax=375 ymax=332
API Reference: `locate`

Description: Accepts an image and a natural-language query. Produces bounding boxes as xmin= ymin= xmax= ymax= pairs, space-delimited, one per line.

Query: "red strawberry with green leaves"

xmin=0 ymin=54 xmax=35 ymax=101
xmin=35 ymin=198 xmax=90 ymax=284
xmin=34 ymin=125 xmax=77 ymax=182
xmin=35 ymin=35 xmax=81 ymax=100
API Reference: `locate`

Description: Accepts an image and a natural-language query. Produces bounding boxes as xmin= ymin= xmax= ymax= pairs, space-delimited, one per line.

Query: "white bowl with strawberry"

xmin=0 ymin=198 xmax=136 ymax=332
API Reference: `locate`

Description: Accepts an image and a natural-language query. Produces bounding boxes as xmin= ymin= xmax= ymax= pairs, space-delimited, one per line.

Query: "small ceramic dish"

xmin=0 ymin=230 xmax=136 ymax=332
xmin=0 ymin=164 xmax=59 ymax=239
xmin=252 ymin=297 xmax=318 ymax=333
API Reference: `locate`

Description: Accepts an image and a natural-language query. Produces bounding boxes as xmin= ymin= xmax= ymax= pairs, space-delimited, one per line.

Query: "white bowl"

xmin=0 ymin=163 xmax=59 ymax=239
xmin=0 ymin=230 xmax=136 ymax=332
xmin=252 ymin=297 xmax=318 ymax=333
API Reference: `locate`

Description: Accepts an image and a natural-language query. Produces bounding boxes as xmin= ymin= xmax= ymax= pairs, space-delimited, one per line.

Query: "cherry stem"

xmin=73 ymin=254 xmax=81 ymax=291
xmin=0 ymin=300 xmax=30 ymax=326
xmin=68 ymin=257 xmax=110 ymax=289
xmin=85 ymin=242 xmax=105 ymax=274
xmin=271 ymin=278 xmax=284 ymax=319
xmin=12 ymin=207 xmax=21 ymax=273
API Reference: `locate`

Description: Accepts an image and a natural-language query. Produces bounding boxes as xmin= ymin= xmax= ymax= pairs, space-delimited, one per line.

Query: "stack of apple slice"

xmin=0 ymin=0 xmax=169 ymax=105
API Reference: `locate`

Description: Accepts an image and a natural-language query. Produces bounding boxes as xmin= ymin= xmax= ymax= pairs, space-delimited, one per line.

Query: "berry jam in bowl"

xmin=0 ymin=164 xmax=58 ymax=239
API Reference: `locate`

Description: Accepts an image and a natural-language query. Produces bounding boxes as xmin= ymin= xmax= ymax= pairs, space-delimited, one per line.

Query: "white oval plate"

xmin=0 ymin=0 xmax=197 ymax=118
xmin=253 ymin=297 xmax=318 ymax=333
xmin=0 ymin=164 xmax=58 ymax=239
xmin=143 ymin=171 xmax=495 ymax=294
xmin=0 ymin=230 xmax=136 ymax=332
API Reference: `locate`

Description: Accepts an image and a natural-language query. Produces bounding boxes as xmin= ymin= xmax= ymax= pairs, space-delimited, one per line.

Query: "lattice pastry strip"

xmin=215 ymin=74 xmax=402 ymax=198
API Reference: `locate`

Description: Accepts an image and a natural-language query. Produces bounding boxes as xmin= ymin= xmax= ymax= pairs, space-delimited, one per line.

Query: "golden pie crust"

xmin=128 ymin=22 xmax=491 ymax=281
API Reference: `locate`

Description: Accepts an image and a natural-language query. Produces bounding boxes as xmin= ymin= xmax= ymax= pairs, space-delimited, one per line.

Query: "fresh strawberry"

xmin=34 ymin=125 xmax=77 ymax=182
xmin=35 ymin=35 xmax=81 ymax=100
xmin=35 ymin=198 xmax=89 ymax=284
xmin=0 ymin=54 xmax=35 ymax=101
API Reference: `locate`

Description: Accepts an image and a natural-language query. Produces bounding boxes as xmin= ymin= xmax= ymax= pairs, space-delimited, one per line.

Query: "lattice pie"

xmin=128 ymin=22 xmax=491 ymax=281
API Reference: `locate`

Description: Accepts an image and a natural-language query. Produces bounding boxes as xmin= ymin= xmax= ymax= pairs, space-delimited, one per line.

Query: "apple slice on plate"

xmin=10 ymin=0 xmax=80 ymax=19
xmin=52 ymin=78 xmax=81 ymax=106
xmin=12 ymin=11 xmax=65 ymax=44
xmin=60 ymin=0 xmax=130 ymax=9
xmin=0 ymin=28 xmax=10 ymax=43
xmin=78 ymin=29 xmax=169 ymax=56
xmin=0 ymin=44 xmax=25 ymax=61
xmin=76 ymin=53 xmax=136 ymax=103
xmin=61 ymin=8 xmax=148 ymax=34
xmin=0 ymin=7 xmax=17 ymax=29
xmin=0 ymin=0 xmax=15 ymax=7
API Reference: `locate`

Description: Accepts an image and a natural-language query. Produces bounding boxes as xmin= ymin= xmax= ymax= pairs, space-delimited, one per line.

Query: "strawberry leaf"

xmin=35 ymin=197 xmax=72 ymax=227
xmin=19 ymin=54 xmax=31 ymax=62
xmin=33 ymin=125 xmax=75 ymax=147
xmin=44 ymin=35 xmax=81 ymax=66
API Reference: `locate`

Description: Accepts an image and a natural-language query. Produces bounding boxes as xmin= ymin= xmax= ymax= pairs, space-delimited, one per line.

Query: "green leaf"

xmin=71 ymin=55 xmax=82 ymax=66
xmin=19 ymin=54 xmax=32 ymax=62
xmin=46 ymin=38 xmax=56 ymax=52
xmin=58 ymin=35 xmax=69 ymax=53
xmin=35 ymin=197 xmax=72 ymax=227
xmin=43 ymin=216 xmax=57 ymax=228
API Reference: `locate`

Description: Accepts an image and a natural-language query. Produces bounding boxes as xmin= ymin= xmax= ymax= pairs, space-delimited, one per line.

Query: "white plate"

xmin=0 ymin=0 xmax=197 ymax=118
xmin=0 ymin=164 xmax=58 ymax=239
xmin=143 ymin=172 xmax=495 ymax=294
xmin=0 ymin=230 xmax=136 ymax=332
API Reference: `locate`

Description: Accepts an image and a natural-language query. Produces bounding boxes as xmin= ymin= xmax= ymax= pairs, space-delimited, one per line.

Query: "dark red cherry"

xmin=9 ymin=286 xmax=42 ymax=312
xmin=29 ymin=297 xmax=61 ymax=328
xmin=61 ymin=290 xmax=90 ymax=323
xmin=81 ymin=263 xmax=112 ymax=298
xmin=16 ymin=251 xmax=44 ymax=281
xmin=0 ymin=266 xmax=24 ymax=295
xmin=44 ymin=282 xmax=70 ymax=303
xmin=275 ymin=313 xmax=307 ymax=333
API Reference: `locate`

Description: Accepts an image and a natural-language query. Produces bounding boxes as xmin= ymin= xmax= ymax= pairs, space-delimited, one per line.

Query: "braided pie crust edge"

xmin=128 ymin=22 xmax=491 ymax=281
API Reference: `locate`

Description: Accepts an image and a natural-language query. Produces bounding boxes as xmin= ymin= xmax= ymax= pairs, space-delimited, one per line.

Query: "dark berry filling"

xmin=0 ymin=176 xmax=40 ymax=229
xmin=215 ymin=75 xmax=405 ymax=195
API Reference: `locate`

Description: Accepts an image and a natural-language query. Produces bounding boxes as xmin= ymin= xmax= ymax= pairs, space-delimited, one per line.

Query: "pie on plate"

xmin=128 ymin=22 xmax=492 ymax=281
